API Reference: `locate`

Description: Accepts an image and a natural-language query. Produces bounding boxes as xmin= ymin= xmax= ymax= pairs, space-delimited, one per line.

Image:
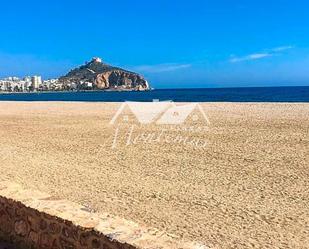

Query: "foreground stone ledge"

xmin=0 ymin=182 xmax=207 ymax=249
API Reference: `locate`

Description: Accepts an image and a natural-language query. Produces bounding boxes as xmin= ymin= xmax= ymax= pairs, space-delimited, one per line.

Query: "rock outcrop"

xmin=59 ymin=57 xmax=150 ymax=91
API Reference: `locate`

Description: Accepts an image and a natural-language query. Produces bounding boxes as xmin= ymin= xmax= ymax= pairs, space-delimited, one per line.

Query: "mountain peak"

xmin=59 ymin=58 xmax=150 ymax=91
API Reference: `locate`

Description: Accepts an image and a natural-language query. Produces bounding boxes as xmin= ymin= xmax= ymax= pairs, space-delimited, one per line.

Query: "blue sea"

xmin=0 ymin=86 xmax=308 ymax=102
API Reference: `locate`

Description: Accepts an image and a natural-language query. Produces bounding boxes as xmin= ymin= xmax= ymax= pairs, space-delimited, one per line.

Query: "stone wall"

xmin=0 ymin=182 xmax=206 ymax=249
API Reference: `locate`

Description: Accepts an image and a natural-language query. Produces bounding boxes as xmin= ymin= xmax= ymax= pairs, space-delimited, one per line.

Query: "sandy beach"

xmin=0 ymin=102 xmax=308 ymax=248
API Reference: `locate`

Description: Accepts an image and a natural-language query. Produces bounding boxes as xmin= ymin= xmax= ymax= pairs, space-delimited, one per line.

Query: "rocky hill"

xmin=59 ymin=58 xmax=150 ymax=91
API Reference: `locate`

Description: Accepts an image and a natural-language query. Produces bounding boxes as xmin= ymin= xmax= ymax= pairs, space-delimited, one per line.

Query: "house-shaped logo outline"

xmin=110 ymin=101 xmax=210 ymax=125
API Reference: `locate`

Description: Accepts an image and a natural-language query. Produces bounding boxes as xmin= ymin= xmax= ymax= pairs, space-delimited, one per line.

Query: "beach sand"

xmin=0 ymin=102 xmax=308 ymax=248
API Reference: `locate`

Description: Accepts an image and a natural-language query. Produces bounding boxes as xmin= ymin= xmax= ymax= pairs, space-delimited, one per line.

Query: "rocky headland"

xmin=59 ymin=58 xmax=150 ymax=91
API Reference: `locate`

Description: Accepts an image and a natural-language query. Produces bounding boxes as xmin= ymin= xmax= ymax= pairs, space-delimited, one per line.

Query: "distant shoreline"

xmin=0 ymin=88 xmax=152 ymax=95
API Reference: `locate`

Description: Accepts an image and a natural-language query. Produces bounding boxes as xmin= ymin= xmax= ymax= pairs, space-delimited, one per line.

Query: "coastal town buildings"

xmin=0 ymin=76 xmax=104 ymax=93
xmin=0 ymin=77 xmax=26 ymax=92
xmin=0 ymin=76 xmax=61 ymax=92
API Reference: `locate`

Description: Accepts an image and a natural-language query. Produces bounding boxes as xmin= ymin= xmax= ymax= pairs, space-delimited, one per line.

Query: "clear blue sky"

xmin=1 ymin=0 xmax=309 ymax=88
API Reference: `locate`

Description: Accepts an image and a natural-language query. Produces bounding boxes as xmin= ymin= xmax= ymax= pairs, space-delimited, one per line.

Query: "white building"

xmin=24 ymin=76 xmax=31 ymax=82
xmin=31 ymin=76 xmax=42 ymax=90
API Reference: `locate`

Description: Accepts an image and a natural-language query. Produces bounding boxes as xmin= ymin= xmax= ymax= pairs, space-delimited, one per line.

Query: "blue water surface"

xmin=0 ymin=86 xmax=308 ymax=102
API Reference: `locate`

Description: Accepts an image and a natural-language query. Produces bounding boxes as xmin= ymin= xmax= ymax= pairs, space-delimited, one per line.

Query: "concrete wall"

xmin=0 ymin=182 xmax=206 ymax=249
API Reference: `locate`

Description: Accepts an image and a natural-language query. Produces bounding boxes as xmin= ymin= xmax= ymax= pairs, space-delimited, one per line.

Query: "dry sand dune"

xmin=0 ymin=102 xmax=308 ymax=248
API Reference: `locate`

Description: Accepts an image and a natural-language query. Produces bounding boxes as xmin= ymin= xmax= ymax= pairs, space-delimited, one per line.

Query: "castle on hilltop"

xmin=92 ymin=57 xmax=102 ymax=63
